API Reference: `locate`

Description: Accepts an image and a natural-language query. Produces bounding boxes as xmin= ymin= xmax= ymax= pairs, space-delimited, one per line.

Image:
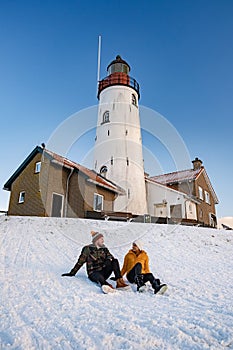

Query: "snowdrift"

xmin=1 ymin=216 xmax=233 ymax=349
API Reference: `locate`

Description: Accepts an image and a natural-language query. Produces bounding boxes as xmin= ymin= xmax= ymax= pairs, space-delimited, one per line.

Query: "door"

xmin=170 ymin=204 xmax=182 ymax=219
xmin=154 ymin=203 xmax=167 ymax=218
xmin=51 ymin=193 xmax=64 ymax=217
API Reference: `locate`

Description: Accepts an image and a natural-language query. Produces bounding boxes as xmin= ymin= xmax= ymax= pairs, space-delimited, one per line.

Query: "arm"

xmin=105 ymin=247 xmax=114 ymax=261
xmin=144 ymin=253 xmax=150 ymax=274
xmin=62 ymin=246 xmax=89 ymax=277
xmin=120 ymin=254 xmax=128 ymax=277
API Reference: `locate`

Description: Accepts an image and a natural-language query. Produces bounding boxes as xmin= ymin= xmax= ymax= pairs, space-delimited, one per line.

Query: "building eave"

xmin=3 ymin=146 xmax=43 ymax=191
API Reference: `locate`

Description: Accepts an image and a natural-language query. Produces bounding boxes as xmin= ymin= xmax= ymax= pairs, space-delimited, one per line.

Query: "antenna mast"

xmin=97 ymin=35 xmax=102 ymax=94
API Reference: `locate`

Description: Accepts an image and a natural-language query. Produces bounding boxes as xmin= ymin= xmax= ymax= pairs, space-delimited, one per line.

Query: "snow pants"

xmin=88 ymin=258 xmax=122 ymax=286
xmin=126 ymin=262 xmax=160 ymax=286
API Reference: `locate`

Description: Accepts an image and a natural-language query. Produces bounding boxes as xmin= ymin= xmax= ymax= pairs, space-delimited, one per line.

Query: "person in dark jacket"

xmin=62 ymin=231 xmax=128 ymax=293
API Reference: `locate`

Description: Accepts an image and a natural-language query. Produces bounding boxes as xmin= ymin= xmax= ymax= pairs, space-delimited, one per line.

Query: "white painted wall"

xmin=146 ymin=179 xmax=197 ymax=219
xmin=94 ymin=85 xmax=147 ymax=215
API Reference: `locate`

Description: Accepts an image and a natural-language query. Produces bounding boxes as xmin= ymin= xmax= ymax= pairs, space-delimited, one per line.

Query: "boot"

xmin=105 ymin=281 xmax=114 ymax=289
xmin=116 ymin=277 xmax=129 ymax=289
xmin=152 ymin=280 xmax=167 ymax=295
xmin=135 ymin=274 xmax=146 ymax=292
xmin=102 ymin=282 xmax=115 ymax=294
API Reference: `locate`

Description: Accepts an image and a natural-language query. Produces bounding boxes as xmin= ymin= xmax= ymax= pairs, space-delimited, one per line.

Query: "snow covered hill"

xmin=1 ymin=216 xmax=233 ymax=350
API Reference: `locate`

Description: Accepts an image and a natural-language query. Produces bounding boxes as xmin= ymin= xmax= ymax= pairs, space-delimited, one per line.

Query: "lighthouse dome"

xmin=107 ymin=55 xmax=130 ymax=75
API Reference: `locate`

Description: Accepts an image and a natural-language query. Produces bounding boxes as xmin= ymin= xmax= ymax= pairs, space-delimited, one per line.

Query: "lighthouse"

xmin=94 ymin=55 xmax=148 ymax=215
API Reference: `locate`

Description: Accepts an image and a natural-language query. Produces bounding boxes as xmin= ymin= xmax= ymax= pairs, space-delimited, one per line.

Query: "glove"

xmin=61 ymin=272 xmax=74 ymax=277
xmin=110 ymin=277 xmax=117 ymax=281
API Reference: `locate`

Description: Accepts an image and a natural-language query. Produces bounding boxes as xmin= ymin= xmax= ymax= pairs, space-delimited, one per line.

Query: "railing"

xmin=98 ymin=74 xmax=140 ymax=99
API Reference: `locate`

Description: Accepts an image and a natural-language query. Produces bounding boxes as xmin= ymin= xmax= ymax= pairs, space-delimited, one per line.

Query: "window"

xmin=132 ymin=94 xmax=137 ymax=107
xmin=100 ymin=165 xmax=108 ymax=177
xmin=102 ymin=111 xmax=110 ymax=124
xmin=198 ymin=186 xmax=203 ymax=200
xmin=126 ymin=157 xmax=129 ymax=166
xmin=107 ymin=130 xmax=110 ymax=136
xmin=111 ymin=157 xmax=113 ymax=165
xmin=35 ymin=161 xmax=41 ymax=173
xmin=93 ymin=193 xmax=103 ymax=212
xmin=128 ymin=189 xmax=130 ymax=199
xmin=18 ymin=191 xmax=25 ymax=203
xmin=205 ymin=191 xmax=210 ymax=204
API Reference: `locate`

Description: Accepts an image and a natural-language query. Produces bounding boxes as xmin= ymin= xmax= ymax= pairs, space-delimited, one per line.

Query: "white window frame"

xmin=18 ymin=191 xmax=25 ymax=203
xmin=102 ymin=111 xmax=110 ymax=124
xmin=35 ymin=161 xmax=41 ymax=173
xmin=198 ymin=186 xmax=203 ymax=200
xmin=93 ymin=193 xmax=104 ymax=212
xmin=205 ymin=190 xmax=210 ymax=205
xmin=132 ymin=93 xmax=137 ymax=107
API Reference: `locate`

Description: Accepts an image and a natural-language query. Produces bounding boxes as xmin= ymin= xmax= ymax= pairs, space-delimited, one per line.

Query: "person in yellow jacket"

xmin=121 ymin=240 xmax=167 ymax=294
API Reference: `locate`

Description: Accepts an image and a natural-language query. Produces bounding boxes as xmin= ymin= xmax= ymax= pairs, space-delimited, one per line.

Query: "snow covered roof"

xmin=44 ymin=148 xmax=125 ymax=194
xmin=149 ymin=168 xmax=219 ymax=204
xmin=149 ymin=168 xmax=202 ymax=185
xmin=3 ymin=146 xmax=124 ymax=194
xmin=145 ymin=177 xmax=201 ymax=204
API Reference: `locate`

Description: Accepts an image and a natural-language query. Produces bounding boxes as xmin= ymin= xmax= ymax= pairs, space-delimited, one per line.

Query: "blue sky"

xmin=0 ymin=0 xmax=232 ymax=218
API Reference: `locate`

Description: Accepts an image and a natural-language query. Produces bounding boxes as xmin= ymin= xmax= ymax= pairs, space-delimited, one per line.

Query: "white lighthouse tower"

xmin=94 ymin=55 xmax=147 ymax=215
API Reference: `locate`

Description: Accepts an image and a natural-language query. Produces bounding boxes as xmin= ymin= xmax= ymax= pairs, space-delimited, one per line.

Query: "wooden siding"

xmin=8 ymin=153 xmax=46 ymax=216
xmin=7 ymin=153 xmax=116 ymax=218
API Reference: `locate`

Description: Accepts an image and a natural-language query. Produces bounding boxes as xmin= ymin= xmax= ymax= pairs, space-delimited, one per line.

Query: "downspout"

xmin=184 ymin=199 xmax=188 ymax=219
xmin=65 ymin=167 xmax=74 ymax=217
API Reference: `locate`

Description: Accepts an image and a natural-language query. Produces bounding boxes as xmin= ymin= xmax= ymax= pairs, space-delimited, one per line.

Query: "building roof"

xmin=3 ymin=146 xmax=124 ymax=194
xmin=149 ymin=168 xmax=219 ymax=204
xmin=149 ymin=168 xmax=202 ymax=185
xmin=145 ymin=176 xmax=201 ymax=204
xmin=107 ymin=55 xmax=131 ymax=72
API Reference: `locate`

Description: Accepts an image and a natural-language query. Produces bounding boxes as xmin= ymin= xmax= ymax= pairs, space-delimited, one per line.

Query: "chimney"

xmin=192 ymin=157 xmax=203 ymax=170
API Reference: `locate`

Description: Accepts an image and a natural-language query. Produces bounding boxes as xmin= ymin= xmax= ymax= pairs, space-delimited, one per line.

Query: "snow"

xmin=1 ymin=216 xmax=233 ymax=350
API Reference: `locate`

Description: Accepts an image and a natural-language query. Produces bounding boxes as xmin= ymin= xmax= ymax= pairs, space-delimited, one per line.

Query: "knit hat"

xmin=91 ymin=230 xmax=104 ymax=244
xmin=133 ymin=240 xmax=143 ymax=251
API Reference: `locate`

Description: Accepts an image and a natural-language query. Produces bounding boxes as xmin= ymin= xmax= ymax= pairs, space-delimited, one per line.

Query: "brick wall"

xmin=194 ymin=172 xmax=216 ymax=226
xmin=168 ymin=172 xmax=217 ymax=227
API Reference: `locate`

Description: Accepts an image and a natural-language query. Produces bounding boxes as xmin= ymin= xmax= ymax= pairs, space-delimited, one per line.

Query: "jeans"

xmin=126 ymin=262 xmax=159 ymax=286
xmin=89 ymin=258 xmax=121 ymax=286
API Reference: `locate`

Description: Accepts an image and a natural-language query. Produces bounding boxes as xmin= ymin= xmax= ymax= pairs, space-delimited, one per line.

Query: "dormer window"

xmin=132 ymin=94 xmax=137 ymax=107
xmin=102 ymin=111 xmax=110 ymax=124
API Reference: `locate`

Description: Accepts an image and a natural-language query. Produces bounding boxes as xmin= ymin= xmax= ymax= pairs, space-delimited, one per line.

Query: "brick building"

xmin=149 ymin=158 xmax=218 ymax=227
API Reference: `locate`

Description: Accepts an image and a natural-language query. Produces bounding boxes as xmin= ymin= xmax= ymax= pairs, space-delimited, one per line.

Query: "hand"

xmin=61 ymin=272 xmax=74 ymax=277
xmin=110 ymin=277 xmax=117 ymax=281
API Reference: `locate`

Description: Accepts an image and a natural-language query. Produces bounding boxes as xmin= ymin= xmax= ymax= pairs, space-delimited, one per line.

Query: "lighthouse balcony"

xmin=98 ymin=73 xmax=140 ymax=99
